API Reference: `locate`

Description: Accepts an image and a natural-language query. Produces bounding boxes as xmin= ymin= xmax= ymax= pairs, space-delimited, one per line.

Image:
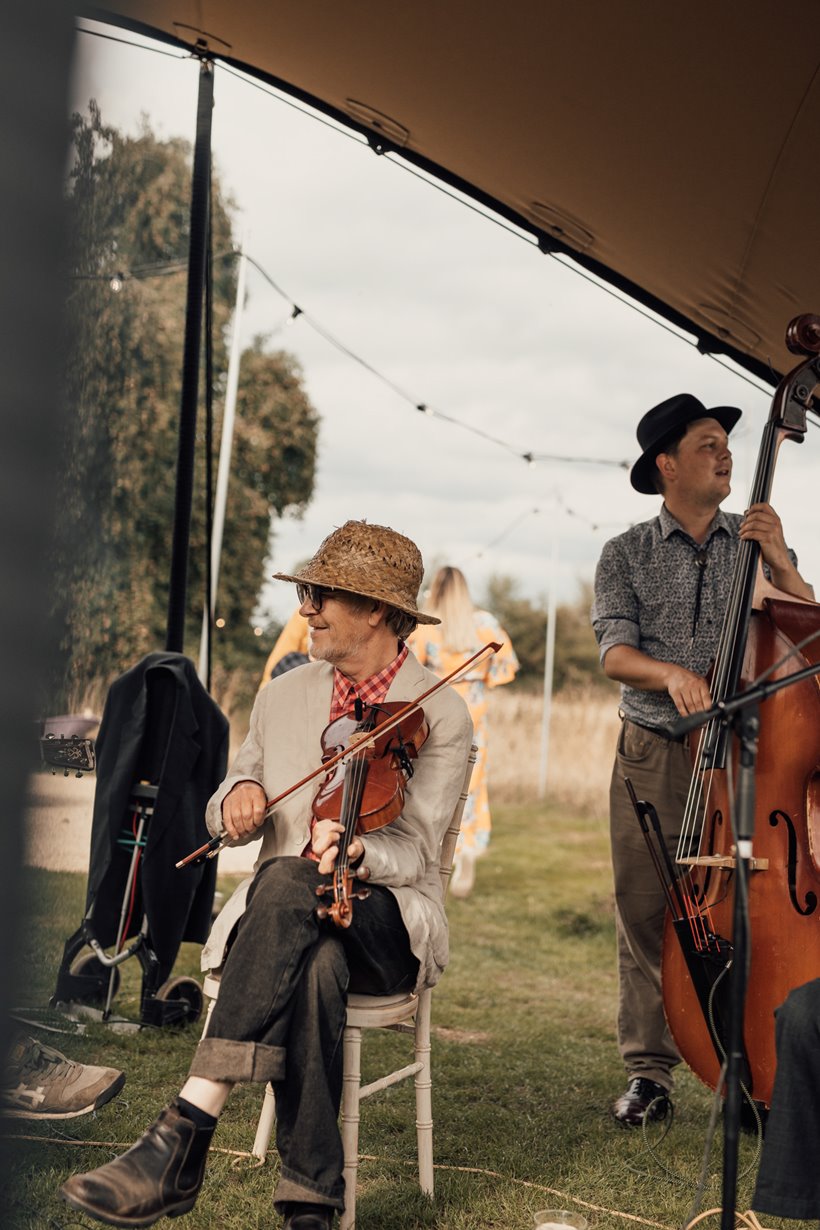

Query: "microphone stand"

xmin=720 ymin=697 xmax=757 ymax=1230
xmin=667 ymin=658 xmax=820 ymax=1230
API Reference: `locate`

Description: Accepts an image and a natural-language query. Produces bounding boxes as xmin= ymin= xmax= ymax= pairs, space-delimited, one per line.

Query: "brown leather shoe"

xmin=612 ymin=1077 xmax=671 ymax=1127
xmin=59 ymin=1101 xmax=213 ymax=1227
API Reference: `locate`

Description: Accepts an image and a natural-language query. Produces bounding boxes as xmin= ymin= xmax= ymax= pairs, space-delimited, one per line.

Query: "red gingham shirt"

xmin=329 ymin=642 xmax=409 ymax=721
xmin=305 ymin=642 xmax=409 ymax=860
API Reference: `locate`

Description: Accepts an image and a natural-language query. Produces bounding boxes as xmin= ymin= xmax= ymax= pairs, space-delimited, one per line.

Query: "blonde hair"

xmin=425 ymin=566 xmax=479 ymax=653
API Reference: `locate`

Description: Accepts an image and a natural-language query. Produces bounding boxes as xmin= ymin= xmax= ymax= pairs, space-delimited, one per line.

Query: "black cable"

xmin=75 ymin=22 xmax=188 ymax=60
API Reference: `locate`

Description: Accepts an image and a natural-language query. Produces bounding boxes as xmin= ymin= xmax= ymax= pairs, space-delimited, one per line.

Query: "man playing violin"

xmin=60 ymin=520 xmax=473 ymax=1230
xmin=591 ymin=394 xmax=813 ymax=1128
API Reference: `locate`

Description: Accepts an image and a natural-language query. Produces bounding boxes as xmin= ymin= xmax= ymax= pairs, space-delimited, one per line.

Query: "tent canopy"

xmin=86 ymin=2 xmax=820 ymax=385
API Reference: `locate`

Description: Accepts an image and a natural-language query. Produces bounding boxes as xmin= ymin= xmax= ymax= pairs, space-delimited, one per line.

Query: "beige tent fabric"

xmin=87 ymin=1 xmax=820 ymax=380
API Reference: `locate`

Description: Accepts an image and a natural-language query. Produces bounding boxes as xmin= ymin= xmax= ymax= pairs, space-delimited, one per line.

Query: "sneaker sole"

xmin=3 ymin=1071 xmax=125 ymax=1119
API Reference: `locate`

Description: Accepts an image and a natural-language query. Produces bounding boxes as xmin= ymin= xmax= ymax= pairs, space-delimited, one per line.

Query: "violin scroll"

xmin=315 ymin=869 xmax=371 ymax=927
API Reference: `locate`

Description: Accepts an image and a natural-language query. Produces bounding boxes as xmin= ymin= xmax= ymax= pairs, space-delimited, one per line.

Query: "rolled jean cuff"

xmin=274 ymin=1169 xmax=345 ymax=1212
xmin=188 ymin=1037 xmax=286 ymax=1083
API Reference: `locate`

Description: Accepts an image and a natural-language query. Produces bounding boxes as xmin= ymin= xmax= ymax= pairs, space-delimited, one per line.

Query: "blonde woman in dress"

xmin=408 ymin=566 xmax=518 ymax=897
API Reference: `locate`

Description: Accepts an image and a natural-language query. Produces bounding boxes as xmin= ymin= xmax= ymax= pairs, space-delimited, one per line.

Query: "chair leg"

xmin=339 ymin=1024 xmax=362 ymax=1230
xmin=252 ymin=1083 xmax=276 ymax=1161
xmin=201 ymin=996 xmax=215 ymax=1038
xmin=414 ymin=991 xmax=434 ymax=1196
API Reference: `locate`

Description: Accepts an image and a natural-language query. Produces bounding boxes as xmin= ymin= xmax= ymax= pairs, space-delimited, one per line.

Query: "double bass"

xmin=659 ymin=314 xmax=820 ymax=1109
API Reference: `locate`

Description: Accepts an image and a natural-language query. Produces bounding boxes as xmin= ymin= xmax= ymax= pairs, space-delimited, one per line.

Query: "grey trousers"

xmin=189 ymin=857 xmax=418 ymax=1212
xmin=609 ymin=718 xmax=693 ymax=1089
xmin=753 ymin=979 xmax=820 ymax=1220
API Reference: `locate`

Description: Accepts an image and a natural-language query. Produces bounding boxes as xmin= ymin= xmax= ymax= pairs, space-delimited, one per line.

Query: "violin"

xmin=313 ymin=700 xmax=429 ymax=928
xmin=176 ymin=641 xmax=501 ymax=870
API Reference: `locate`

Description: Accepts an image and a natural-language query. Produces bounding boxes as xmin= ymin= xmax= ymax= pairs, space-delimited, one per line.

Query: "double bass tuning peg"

xmin=785 ymin=313 xmax=820 ymax=358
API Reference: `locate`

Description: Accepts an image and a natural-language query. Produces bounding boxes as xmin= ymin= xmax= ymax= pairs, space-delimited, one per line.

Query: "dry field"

xmin=487 ymin=685 xmax=620 ymax=815
xmin=30 ymin=680 xmax=621 ymax=876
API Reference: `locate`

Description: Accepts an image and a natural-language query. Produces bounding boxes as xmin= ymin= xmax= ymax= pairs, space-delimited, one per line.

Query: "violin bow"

xmin=176 ymin=640 xmax=501 ymax=869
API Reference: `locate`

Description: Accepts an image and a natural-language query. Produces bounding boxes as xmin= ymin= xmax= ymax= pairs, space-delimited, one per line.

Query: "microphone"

xmin=664 ymin=702 xmax=725 ymax=739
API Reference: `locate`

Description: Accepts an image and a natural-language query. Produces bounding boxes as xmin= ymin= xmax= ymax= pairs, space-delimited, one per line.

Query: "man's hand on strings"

xmin=740 ymin=502 xmax=815 ymax=599
xmin=312 ymin=819 xmax=364 ymax=875
xmin=663 ymin=664 xmax=713 ymax=717
xmin=740 ymin=502 xmax=791 ymax=572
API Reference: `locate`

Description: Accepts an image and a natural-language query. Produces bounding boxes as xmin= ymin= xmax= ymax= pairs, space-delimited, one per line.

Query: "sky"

xmin=69 ymin=21 xmax=820 ymax=631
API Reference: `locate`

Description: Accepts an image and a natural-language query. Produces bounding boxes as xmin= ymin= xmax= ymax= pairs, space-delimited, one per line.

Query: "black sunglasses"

xmin=296 ymin=583 xmax=337 ymax=612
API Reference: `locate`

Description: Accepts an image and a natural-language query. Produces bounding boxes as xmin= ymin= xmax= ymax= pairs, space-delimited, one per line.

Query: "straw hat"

xmin=630 ymin=393 xmax=742 ymax=494
xmin=272 ymin=520 xmax=440 ymax=624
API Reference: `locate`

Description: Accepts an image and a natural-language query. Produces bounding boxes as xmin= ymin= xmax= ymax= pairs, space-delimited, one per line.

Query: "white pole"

xmin=198 ymin=233 xmax=248 ymax=682
xmin=538 ymin=522 xmax=559 ymax=799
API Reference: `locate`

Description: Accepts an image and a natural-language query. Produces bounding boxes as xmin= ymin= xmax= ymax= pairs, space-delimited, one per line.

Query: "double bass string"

xmin=676 ymin=420 xmax=780 ymax=870
xmin=678 ymin=517 xmax=820 ymax=874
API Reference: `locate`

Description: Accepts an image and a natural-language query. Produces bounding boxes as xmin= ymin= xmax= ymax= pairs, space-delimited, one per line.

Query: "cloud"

xmin=72 ymin=24 xmax=820 ymax=633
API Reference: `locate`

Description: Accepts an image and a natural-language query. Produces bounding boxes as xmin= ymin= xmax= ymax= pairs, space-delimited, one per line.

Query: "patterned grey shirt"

xmin=591 ymin=504 xmax=745 ymax=730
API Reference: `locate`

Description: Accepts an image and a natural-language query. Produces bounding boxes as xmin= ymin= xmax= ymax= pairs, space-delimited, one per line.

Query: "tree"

xmin=554 ymin=580 xmax=608 ymax=690
xmin=51 ymin=105 xmax=318 ymax=709
xmin=483 ymin=574 xmax=547 ymax=682
xmin=483 ymin=574 xmax=611 ymax=691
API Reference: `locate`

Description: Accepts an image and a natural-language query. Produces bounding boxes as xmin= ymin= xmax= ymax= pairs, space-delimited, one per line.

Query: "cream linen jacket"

xmin=201 ymin=652 xmax=473 ymax=990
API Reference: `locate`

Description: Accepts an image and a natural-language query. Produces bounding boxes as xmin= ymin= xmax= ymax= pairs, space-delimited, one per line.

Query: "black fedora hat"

xmin=630 ymin=393 xmax=742 ymax=494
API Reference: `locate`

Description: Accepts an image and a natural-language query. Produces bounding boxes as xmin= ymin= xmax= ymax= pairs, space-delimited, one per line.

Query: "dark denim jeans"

xmin=753 ymin=979 xmax=820 ymax=1220
xmin=189 ymin=856 xmax=418 ymax=1211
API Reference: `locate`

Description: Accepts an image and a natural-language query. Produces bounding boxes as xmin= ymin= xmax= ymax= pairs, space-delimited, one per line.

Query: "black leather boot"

xmin=59 ymin=1100 xmax=213 ymax=1227
xmin=282 ymin=1203 xmax=334 ymax=1229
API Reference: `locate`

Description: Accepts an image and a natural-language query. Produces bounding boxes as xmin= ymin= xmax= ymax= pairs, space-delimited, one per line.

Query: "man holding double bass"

xmin=591 ymin=394 xmax=813 ymax=1127
xmin=60 ymin=520 xmax=473 ymax=1230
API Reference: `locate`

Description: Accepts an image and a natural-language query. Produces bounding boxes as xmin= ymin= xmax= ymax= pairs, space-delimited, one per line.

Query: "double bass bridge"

xmin=677 ymin=851 xmax=769 ymax=872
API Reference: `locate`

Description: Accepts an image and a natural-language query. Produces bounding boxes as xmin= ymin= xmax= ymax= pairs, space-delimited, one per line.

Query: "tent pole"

xmin=538 ymin=521 xmax=558 ymax=799
xmin=198 ymin=231 xmax=248 ymax=682
xmin=166 ymin=56 xmax=214 ymax=654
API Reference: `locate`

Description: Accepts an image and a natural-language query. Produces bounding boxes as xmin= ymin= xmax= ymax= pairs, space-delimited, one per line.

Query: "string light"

xmin=240 ymin=252 xmax=628 ymax=470
xmin=472 ymin=507 xmax=540 ymax=558
xmin=73 ymin=242 xmax=632 ymax=471
xmin=468 ymin=494 xmax=638 ymax=565
xmin=72 ymin=235 xmax=633 ymax=472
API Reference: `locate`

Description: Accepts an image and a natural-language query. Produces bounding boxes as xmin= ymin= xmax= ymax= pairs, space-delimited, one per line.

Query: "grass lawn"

xmin=3 ymin=799 xmax=808 ymax=1230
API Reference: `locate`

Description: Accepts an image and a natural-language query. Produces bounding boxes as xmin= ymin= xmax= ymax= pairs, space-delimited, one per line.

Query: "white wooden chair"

xmin=202 ymin=743 xmax=476 ymax=1230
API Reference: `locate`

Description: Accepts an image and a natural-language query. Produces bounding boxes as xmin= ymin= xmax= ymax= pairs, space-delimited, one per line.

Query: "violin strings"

xmin=333 ymin=706 xmax=378 ymax=903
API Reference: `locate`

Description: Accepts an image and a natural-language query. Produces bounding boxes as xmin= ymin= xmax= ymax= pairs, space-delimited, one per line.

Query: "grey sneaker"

xmin=2 ymin=1033 xmax=125 ymax=1119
